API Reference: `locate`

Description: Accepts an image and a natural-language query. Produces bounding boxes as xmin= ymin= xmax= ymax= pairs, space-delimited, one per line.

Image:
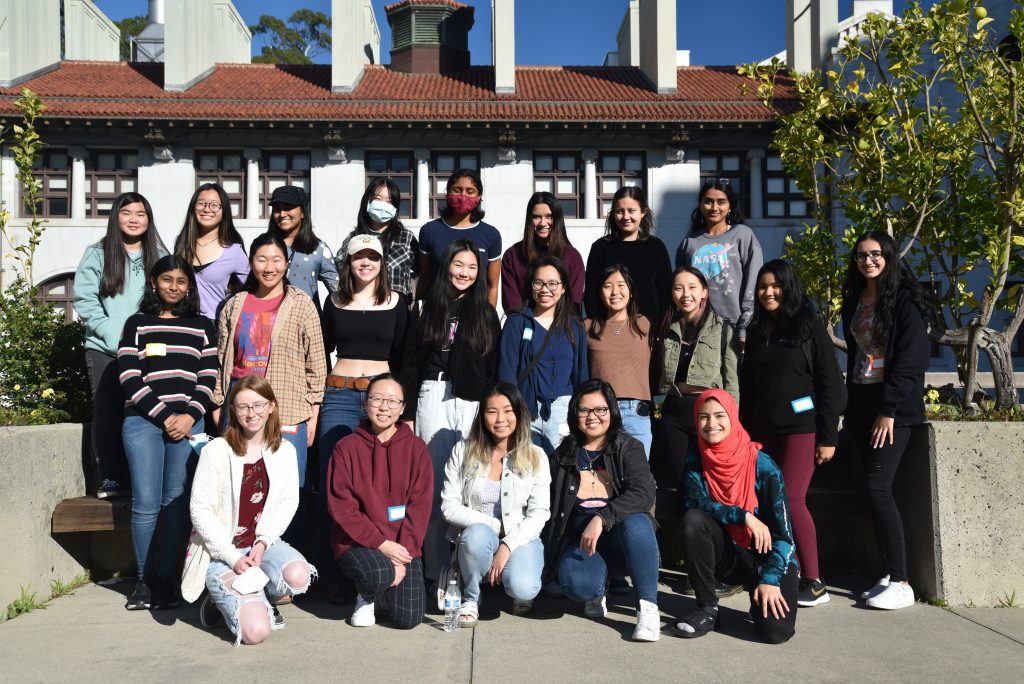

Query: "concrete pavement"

xmin=2 ymin=575 xmax=1022 ymax=683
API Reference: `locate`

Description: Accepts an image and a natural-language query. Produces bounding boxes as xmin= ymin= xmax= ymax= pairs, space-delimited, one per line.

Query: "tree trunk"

xmin=977 ymin=327 xmax=1019 ymax=410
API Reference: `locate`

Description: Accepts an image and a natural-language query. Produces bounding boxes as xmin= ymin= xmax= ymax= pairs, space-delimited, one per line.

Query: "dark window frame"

xmin=429 ymin=151 xmax=480 ymax=218
xmin=365 ymin=150 xmax=415 ymax=219
xmin=23 ymin=148 xmax=71 ymax=218
xmin=532 ymin=151 xmax=581 ymax=219
xmin=597 ymin=151 xmax=646 ymax=219
xmin=87 ymin=149 xmax=139 ymax=219
xmin=260 ymin=150 xmax=312 ymax=219
xmin=39 ymin=273 xmax=75 ymax=322
xmin=195 ymin=150 xmax=247 ymax=219
xmin=763 ymin=153 xmax=812 ymax=219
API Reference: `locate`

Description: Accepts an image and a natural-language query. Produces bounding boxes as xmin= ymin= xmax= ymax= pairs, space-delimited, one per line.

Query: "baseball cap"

xmin=269 ymin=185 xmax=308 ymax=207
xmin=347 ymin=234 xmax=384 ymax=258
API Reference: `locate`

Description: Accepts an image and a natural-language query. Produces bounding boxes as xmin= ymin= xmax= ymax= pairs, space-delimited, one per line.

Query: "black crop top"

xmin=322 ymin=293 xmax=412 ymax=363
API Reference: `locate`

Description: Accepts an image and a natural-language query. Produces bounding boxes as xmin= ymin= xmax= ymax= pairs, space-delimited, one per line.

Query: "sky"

xmin=94 ymin=0 xmax=939 ymax=67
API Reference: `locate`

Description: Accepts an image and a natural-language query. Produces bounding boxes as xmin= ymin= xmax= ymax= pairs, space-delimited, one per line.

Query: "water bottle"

xmin=443 ymin=579 xmax=461 ymax=632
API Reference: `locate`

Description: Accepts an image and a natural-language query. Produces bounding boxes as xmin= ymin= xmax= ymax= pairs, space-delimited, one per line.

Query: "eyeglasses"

xmin=233 ymin=400 xmax=270 ymax=415
xmin=577 ymin=406 xmax=610 ymax=418
xmin=368 ymin=396 xmax=404 ymax=409
xmin=195 ymin=201 xmax=223 ymax=211
xmin=854 ymin=250 xmax=884 ymax=263
xmin=531 ymin=280 xmax=563 ymax=292
xmin=702 ymin=178 xmax=731 ymax=187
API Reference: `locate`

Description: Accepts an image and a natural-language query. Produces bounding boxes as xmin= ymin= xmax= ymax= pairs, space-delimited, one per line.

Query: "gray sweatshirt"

xmin=676 ymin=223 xmax=763 ymax=335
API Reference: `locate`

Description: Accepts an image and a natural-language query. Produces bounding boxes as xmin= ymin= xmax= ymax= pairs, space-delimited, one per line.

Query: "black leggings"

xmin=680 ymin=508 xmax=798 ymax=644
xmin=338 ymin=548 xmax=426 ymax=630
xmin=651 ymin=394 xmax=698 ymax=490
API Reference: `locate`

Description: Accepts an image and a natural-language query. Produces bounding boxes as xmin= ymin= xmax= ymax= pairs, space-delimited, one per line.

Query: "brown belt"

xmin=326 ymin=375 xmax=372 ymax=391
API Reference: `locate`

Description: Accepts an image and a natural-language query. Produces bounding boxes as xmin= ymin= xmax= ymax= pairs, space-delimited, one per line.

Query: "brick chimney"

xmin=385 ymin=0 xmax=474 ymax=74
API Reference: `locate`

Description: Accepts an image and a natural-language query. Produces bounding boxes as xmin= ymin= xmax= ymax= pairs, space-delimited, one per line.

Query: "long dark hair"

xmin=420 ymin=239 xmax=495 ymax=355
xmin=747 ymin=259 xmax=815 ymax=347
xmin=464 ymin=383 xmax=540 ymax=476
xmin=523 ymin=256 xmax=579 ymax=349
xmin=266 ymin=192 xmax=321 ymax=254
xmin=440 ymin=168 xmax=485 ymax=223
xmin=689 ymin=179 xmax=744 ymax=235
xmin=604 ymin=186 xmax=654 ymax=241
xmin=173 ymin=183 xmax=244 ymax=266
xmin=561 ymin=379 xmax=624 ymax=454
xmin=841 ymin=230 xmax=929 ymax=345
xmin=587 ymin=264 xmax=647 ymax=340
xmin=664 ymin=265 xmax=712 ymax=343
xmin=356 ymin=177 xmax=405 ymax=251
xmin=99 ymin=192 xmax=165 ymax=298
xmin=242 ymin=232 xmax=291 ymax=293
xmin=139 ymin=255 xmax=200 ymax=317
xmin=335 ymin=246 xmax=391 ymax=306
xmin=520 ymin=191 xmax=571 ymax=264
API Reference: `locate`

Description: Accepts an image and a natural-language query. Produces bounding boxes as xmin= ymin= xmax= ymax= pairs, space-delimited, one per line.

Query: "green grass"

xmin=927 ymin=596 xmax=949 ymax=608
xmin=997 ymin=590 xmax=1018 ymax=608
xmin=4 ymin=571 xmax=92 ymax=622
xmin=49 ymin=571 xmax=91 ymax=600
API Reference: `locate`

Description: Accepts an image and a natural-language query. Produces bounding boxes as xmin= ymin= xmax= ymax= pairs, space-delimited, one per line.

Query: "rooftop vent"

xmin=385 ymin=0 xmax=474 ymax=74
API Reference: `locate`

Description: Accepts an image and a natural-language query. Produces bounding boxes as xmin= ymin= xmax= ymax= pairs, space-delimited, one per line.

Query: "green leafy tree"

xmin=250 ymin=9 xmax=331 ymax=65
xmin=741 ymin=0 xmax=1024 ymax=409
xmin=115 ymin=15 xmax=148 ymax=61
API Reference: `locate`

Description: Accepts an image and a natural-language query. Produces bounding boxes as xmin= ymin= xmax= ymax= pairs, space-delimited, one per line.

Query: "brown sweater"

xmin=584 ymin=315 xmax=652 ymax=401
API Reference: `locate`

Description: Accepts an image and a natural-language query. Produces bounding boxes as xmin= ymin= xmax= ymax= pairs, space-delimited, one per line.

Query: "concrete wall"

xmin=164 ymin=0 xmax=249 ymax=91
xmin=0 ymin=425 xmax=89 ymax=611
xmin=0 ymin=0 xmax=61 ymax=87
xmin=64 ymin=0 xmax=120 ymax=62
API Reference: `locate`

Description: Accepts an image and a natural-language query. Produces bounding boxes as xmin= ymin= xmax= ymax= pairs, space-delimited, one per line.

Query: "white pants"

xmin=415 ymin=379 xmax=478 ymax=580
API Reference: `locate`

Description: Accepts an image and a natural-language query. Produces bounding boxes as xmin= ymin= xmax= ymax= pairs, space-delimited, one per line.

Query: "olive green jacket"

xmin=657 ymin=310 xmax=740 ymax=402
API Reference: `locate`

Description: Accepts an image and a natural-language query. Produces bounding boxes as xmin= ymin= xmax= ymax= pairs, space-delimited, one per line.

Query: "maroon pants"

xmin=752 ymin=432 xmax=820 ymax=579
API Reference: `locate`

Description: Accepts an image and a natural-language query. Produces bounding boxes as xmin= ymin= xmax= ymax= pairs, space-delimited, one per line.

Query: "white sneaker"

xmin=861 ymin=575 xmax=891 ymax=600
xmin=632 ymin=599 xmax=660 ymax=642
xmin=583 ymin=595 xmax=607 ymax=618
xmin=866 ymin=581 xmax=915 ymax=610
xmin=349 ymin=595 xmax=376 ymax=627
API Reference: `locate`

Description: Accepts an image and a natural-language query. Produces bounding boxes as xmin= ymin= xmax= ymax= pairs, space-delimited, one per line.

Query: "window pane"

xmin=366 ymin=155 xmax=387 ymax=172
xmin=766 ymin=156 xmax=783 ymax=171
xmin=767 ymin=200 xmax=786 ymax=216
xmin=603 ymin=155 xmax=621 ymax=172
xmin=459 ymin=155 xmax=478 ymax=169
xmin=268 ymin=154 xmax=288 ymax=171
xmin=47 ymin=283 xmax=67 ymax=296
xmin=534 ymin=178 xmax=553 ymax=193
xmin=729 ymin=178 xmax=741 ymax=193
xmin=601 ymin=178 xmax=619 ymax=194
xmin=198 ymin=176 xmax=218 ymax=185
xmin=625 ymin=155 xmax=643 ymax=172
xmin=391 ymin=156 xmax=411 ymax=172
xmin=435 ymin=179 xmax=448 ymax=194
xmin=557 ymin=155 xmax=576 ymax=172
xmin=49 ymin=153 xmax=68 ymax=169
xmin=790 ymin=201 xmax=808 ymax=216
xmin=96 ymin=200 xmax=113 ymax=215
xmin=721 ymin=155 xmax=740 ymax=171
xmin=436 ymin=154 xmax=455 ymax=172
xmin=49 ymin=198 xmax=68 ymax=215
xmin=789 ymin=179 xmax=801 ymax=193
xmin=267 ymin=178 xmax=287 ymax=192
xmin=292 ymin=154 xmax=311 ymax=171
xmin=199 ymin=154 xmax=218 ymax=171
xmin=623 ymin=178 xmax=640 ymax=188
xmin=95 ymin=178 xmax=116 ymax=194
xmin=394 ymin=177 xmax=411 ymax=194
xmin=230 ymin=200 xmax=242 ymax=217
xmin=699 ymin=155 xmax=717 ymax=172
xmin=291 ymin=178 xmax=309 ymax=192
xmin=122 ymin=154 xmax=139 ymax=170
xmin=223 ymin=155 xmax=243 ymax=171
xmin=767 ymin=178 xmax=785 ymax=194
xmin=400 ymin=199 xmax=411 ymax=217
xmin=562 ymin=200 xmax=578 ymax=218
xmin=96 ymin=154 xmax=117 ymax=170
xmin=49 ymin=177 xmax=68 ymax=191
xmin=120 ymin=178 xmax=136 ymax=192
xmin=534 ymin=155 xmax=553 ymax=172
xmin=556 ymin=177 xmax=576 ymax=195
xmin=602 ymin=200 xmax=612 ymax=216
xmin=222 ymin=178 xmax=242 ymax=194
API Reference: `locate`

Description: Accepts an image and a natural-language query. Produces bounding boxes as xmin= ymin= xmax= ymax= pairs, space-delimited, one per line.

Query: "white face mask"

xmin=366 ymin=200 xmax=397 ymax=224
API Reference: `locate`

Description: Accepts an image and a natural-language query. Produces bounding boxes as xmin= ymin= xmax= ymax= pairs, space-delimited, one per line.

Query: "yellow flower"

xmin=13 ymin=384 xmax=20 ymax=391
xmin=41 ymin=388 xmax=55 ymax=398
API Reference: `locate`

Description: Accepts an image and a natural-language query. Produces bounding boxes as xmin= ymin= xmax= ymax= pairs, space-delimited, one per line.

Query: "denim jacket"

xmin=657 ymin=309 xmax=740 ymax=402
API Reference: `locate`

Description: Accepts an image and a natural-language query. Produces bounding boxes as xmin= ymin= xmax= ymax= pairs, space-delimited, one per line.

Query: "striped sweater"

xmin=117 ymin=313 xmax=219 ymax=425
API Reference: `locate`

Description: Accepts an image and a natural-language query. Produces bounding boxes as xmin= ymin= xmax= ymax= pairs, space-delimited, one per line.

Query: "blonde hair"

xmin=463 ymin=383 xmax=542 ymax=478
xmin=224 ymin=375 xmax=282 ymax=455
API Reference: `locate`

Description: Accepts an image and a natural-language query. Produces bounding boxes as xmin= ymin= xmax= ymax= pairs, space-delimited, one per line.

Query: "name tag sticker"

xmin=388 ymin=505 xmax=407 ymax=522
xmin=523 ymin=327 xmax=533 ymax=341
xmin=145 ymin=343 xmax=167 ymax=357
xmin=281 ymin=424 xmax=298 ymax=435
xmin=791 ymin=396 xmax=815 ymax=413
xmin=871 ymin=356 xmax=886 ymax=370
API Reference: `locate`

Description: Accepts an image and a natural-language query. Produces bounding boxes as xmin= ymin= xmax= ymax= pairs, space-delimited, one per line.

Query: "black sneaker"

xmin=669 ymin=607 xmax=720 ymax=639
xmin=151 ymin=577 xmax=180 ymax=610
xmin=715 ymin=581 xmax=743 ymax=598
xmin=97 ymin=479 xmax=129 ymax=499
xmin=199 ymin=593 xmax=222 ymax=628
xmin=609 ymin=577 xmax=632 ymax=595
xmin=797 ymin=578 xmax=831 ymax=607
xmin=271 ymin=605 xmax=286 ymax=630
xmin=125 ymin=579 xmax=152 ymax=611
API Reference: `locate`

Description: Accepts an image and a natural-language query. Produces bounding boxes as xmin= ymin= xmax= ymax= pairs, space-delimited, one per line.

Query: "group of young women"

xmin=72 ymin=169 xmax=930 ymax=646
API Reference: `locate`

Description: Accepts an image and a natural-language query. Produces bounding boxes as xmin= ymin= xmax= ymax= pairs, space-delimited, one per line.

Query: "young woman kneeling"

xmin=327 ymin=374 xmax=433 ymax=629
xmin=672 ymin=389 xmax=798 ymax=644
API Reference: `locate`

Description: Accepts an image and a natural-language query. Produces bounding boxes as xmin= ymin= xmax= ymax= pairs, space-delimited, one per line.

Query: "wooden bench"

xmin=52 ymin=496 xmax=132 ymax=534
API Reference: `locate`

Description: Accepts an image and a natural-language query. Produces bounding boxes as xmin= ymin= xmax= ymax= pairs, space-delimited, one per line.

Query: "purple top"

xmin=194 ymin=242 xmax=249 ymax=320
xmin=500 ymin=241 xmax=585 ymax=312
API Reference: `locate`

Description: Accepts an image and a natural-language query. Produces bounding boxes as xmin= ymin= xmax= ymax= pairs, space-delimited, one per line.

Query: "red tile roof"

xmin=0 ymin=61 xmax=795 ymax=123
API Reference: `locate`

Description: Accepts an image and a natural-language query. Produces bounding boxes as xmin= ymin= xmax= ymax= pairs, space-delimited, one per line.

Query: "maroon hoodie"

xmin=327 ymin=420 xmax=434 ymax=559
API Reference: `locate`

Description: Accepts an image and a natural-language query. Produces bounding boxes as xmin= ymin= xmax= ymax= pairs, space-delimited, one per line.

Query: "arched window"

xmin=39 ymin=274 xmax=76 ymax=322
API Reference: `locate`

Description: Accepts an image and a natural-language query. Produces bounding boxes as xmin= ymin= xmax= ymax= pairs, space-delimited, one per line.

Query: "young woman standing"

xmin=337 ymin=177 xmax=419 ymax=297
xmin=266 ymin=185 xmax=338 ymax=310
xmin=740 ymin=259 xmax=845 ymax=607
xmin=501 ymin=192 xmax=585 ymax=311
xmin=173 ymin=182 xmax=248 ymax=320
xmin=183 ymin=376 xmax=315 ymax=646
xmin=416 ymin=169 xmax=502 ymax=307
xmin=676 ymin=180 xmax=763 ymax=343
xmin=499 ymin=257 xmax=588 ymax=455
xmin=441 ymin=383 xmax=551 ymax=625
xmin=584 ymin=186 xmax=671 ymax=326
xmin=74 ymin=192 xmax=167 ymax=499
xmin=117 ymin=255 xmax=217 ymax=610
xmin=841 ymin=231 xmax=930 ymax=611
xmin=585 ymin=265 xmax=652 ymax=458
xmin=413 ymin=239 xmax=501 ymax=582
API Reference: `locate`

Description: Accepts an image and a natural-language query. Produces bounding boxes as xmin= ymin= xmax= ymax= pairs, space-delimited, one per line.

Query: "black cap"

xmin=269 ymin=185 xmax=308 ymax=207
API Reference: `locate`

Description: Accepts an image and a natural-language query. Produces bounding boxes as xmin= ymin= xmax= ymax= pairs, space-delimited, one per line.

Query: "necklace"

xmin=196 ymin=234 xmax=219 ymax=248
xmin=611 ymin=320 xmax=627 ymax=335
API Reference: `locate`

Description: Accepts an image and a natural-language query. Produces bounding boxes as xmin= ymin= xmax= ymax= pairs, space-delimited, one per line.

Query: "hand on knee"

xmin=282 ymin=560 xmax=310 ymax=592
xmin=238 ymin=602 xmax=272 ymax=645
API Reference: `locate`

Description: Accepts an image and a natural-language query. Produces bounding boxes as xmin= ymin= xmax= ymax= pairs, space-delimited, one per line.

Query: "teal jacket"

xmin=73 ymin=240 xmax=163 ymax=355
xmin=657 ymin=309 xmax=740 ymax=402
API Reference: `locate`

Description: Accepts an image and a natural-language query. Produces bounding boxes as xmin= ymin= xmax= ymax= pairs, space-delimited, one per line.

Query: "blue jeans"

xmin=316 ymin=386 xmax=367 ymax=583
xmin=558 ymin=512 xmax=660 ymax=604
xmin=531 ymin=395 xmax=570 ymax=456
xmin=206 ymin=541 xmax=314 ymax=646
xmin=122 ymin=415 xmax=202 ymax=579
xmin=456 ymin=524 xmax=544 ymax=604
xmin=618 ymin=399 xmax=653 ymax=460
